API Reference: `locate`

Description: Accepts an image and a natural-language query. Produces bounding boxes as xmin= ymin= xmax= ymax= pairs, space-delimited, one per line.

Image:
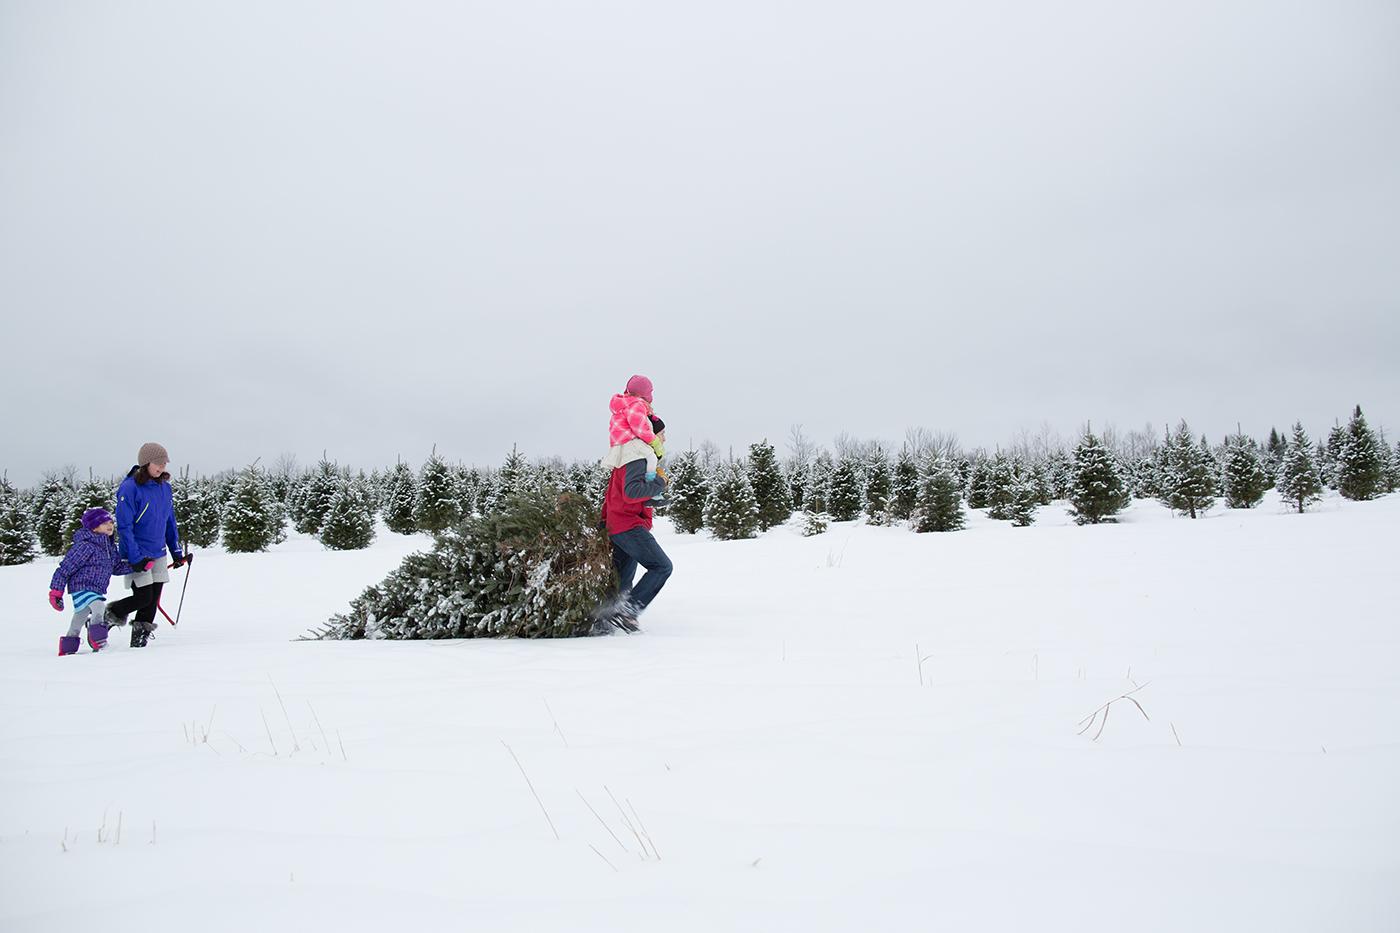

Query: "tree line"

xmin=1 ymin=405 xmax=1394 ymax=563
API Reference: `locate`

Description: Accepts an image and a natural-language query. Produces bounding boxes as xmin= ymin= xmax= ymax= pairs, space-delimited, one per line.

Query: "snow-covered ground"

xmin=2 ymin=492 xmax=1397 ymax=932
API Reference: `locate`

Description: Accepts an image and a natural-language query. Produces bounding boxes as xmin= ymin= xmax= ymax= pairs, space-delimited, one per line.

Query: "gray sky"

xmin=3 ymin=0 xmax=1398 ymax=484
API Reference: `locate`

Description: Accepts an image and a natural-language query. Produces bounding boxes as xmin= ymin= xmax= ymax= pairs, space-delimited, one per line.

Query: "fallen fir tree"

xmin=309 ymin=487 xmax=615 ymax=640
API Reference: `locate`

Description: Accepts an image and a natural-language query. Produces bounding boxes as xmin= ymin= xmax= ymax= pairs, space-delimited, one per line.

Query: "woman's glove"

xmin=48 ymin=589 xmax=64 ymax=611
xmin=170 ymin=553 xmax=193 ymax=569
xmin=649 ymin=438 xmax=666 ymax=459
xmin=132 ymin=557 xmax=154 ymax=573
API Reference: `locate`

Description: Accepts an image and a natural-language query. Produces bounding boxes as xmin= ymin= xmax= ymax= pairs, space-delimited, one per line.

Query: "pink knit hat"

xmin=625 ymin=374 xmax=654 ymax=403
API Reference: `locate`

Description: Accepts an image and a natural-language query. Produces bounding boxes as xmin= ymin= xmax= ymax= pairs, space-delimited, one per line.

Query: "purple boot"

xmin=87 ymin=623 xmax=109 ymax=652
xmin=58 ymin=636 xmax=80 ymax=656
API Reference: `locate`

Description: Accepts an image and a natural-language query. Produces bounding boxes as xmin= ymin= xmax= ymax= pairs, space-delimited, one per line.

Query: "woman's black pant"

xmin=108 ymin=582 xmax=165 ymax=632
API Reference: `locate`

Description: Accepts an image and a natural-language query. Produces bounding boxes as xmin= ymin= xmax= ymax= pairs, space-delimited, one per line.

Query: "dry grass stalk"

xmin=544 ymin=699 xmax=569 ymax=748
xmin=605 ymin=785 xmax=648 ymax=857
xmin=308 ymin=700 xmax=331 ymax=755
xmin=503 ymin=741 xmax=559 ymax=840
xmin=576 ymin=789 xmax=628 ymax=852
xmin=589 ymin=843 xmax=619 ymax=872
xmin=261 ymin=708 xmax=279 ymax=756
xmin=1077 ymin=682 xmax=1152 ymax=741
xmin=269 ymin=678 xmax=301 ymax=753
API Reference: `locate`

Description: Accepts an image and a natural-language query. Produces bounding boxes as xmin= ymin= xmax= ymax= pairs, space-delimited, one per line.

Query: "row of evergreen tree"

xmin=0 ymin=447 xmax=614 ymax=564
xmin=2 ymin=406 xmax=1394 ymax=563
xmin=662 ymin=406 xmax=1397 ymax=539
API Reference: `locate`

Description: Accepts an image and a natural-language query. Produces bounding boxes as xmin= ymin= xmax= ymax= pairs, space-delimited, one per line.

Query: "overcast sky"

xmin=2 ymin=0 xmax=1397 ymax=484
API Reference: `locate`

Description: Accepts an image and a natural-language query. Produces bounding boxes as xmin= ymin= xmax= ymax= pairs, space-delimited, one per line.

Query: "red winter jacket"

xmin=602 ymin=458 xmax=668 ymax=535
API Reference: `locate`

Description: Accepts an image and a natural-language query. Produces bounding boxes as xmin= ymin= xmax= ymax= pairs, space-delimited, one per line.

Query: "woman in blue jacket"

xmin=106 ymin=442 xmax=192 ymax=647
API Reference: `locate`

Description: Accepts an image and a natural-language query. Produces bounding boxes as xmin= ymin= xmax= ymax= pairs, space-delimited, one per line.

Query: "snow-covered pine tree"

xmin=954 ymin=457 xmax=974 ymax=491
xmin=312 ymin=487 xmax=613 ymax=640
xmin=292 ymin=456 xmax=340 ymax=535
xmin=0 ymin=477 xmax=37 ymax=565
xmin=784 ymin=426 xmax=815 ymax=512
xmin=804 ymin=451 xmax=834 ymax=515
xmin=1322 ymin=424 xmax=1347 ymax=489
xmin=1009 ymin=472 xmax=1038 ymax=526
xmin=286 ymin=478 xmax=311 ymax=532
xmin=1276 ymin=422 xmax=1323 ymax=513
xmin=1027 ymin=459 xmax=1053 ymax=506
xmin=452 ymin=465 xmax=480 ymax=519
xmin=1264 ymin=427 xmax=1287 ymax=481
xmin=1222 ymin=433 xmax=1269 ymax=509
xmin=1159 ymin=421 xmax=1217 ymax=518
xmin=985 ymin=453 xmax=1017 ymax=520
xmin=383 ymin=461 xmax=418 ymax=534
xmin=862 ymin=443 xmax=893 ymax=524
xmin=747 ymin=440 xmax=793 ymax=530
xmin=1336 ymin=405 xmax=1386 ymax=501
xmin=1374 ymin=437 xmax=1395 ymax=494
xmin=496 ymin=446 xmax=530 ymax=502
xmin=911 ymin=455 xmax=965 ymax=533
xmin=181 ymin=476 xmax=223 ymax=548
xmin=319 ymin=477 xmax=376 ymax=550
xmin=965 ymin=459 xmax=992 ymax=510
xmin=704 ymin=461 xmax=760 ymax=540
xmin=170 ymin=468 xmax=196 ymax=538
xmin=890 ymin=447 xmax=919 ymax=521
xmin=474 ymin=470 xmax=501 ymax=516
xmin=1068 ymin=431 xmax=1128 ymax=525
xmin=1044 ymin=451 xmax=1073 ymax=499
xmin=826 ymin=455 xmax=863 ymax=522
xmin=34 ymin=476 xmax=74 ymax=557
xmin=1390 ymin=440 xmax=1400 ymax=493
xmin=665 ymin=451 xmax=709 ymax=535
xmin=63 ymin=472 xmax=115 ymax=542
xmin=1181 ymin=434 xmax=1220 ymax=518
xmin=787 ymin=469 xmax=807 ymax=513
xmin=172 ymin=469 xmax=213 ymax=548
xmin=414 ymin=449 xmax=462 ymax=533
xmin=1128 ymin=456 xmax=1157 ymax=499
xmin=222 ymin=465 xmax=281 ymax=553
xmin=356 ymin=470 xmax=380 ymax=516
xmin=564 ymin=462 xmax=597 ymax=500
xmin=800 ymin=509 xmax=829 ymax=536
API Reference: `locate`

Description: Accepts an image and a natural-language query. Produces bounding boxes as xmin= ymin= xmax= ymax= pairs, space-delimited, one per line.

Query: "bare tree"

xmin=904 ymin=426 xmax=933 ymax=457
xmin=697 ymin=439 xmax=721 ymax=472
xmin=905 ymin=427 xmax=960 ymax=460
xmin=786 ymin=424 xmax=816 ymax=471
xmin=270 ymin=452 xmax=300 ymax=483
xmin=1121 ymin=422 xmax=1160 ymax=460
xmin=1008 ymin=422 xmax=1063 ymax=460
xmin=832 ymin=431 xmax=861 ymax=459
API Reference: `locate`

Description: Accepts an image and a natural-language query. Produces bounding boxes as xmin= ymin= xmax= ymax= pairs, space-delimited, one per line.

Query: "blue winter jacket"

xmin=115 ymin=466 xmax=183 ymax=564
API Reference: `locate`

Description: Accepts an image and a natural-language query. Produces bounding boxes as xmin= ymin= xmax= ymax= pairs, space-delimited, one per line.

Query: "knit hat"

xmin=625 ymin=374 xmax=654 ymax=403
xmin=81 ymin=507 xmax=114 ymax=531
xmin=649 ymin=415 xmax=665 ymax=434
xmin=138 ymin=442 xmax=169 ymax=466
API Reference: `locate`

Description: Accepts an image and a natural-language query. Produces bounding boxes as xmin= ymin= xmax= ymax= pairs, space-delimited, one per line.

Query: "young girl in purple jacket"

xmin=48 ymin=508 xmax=131 ymax=655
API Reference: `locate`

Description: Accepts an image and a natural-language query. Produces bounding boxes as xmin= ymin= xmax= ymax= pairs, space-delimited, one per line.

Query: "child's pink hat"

xmin=625 ymin=374 xmax=654 ymax=402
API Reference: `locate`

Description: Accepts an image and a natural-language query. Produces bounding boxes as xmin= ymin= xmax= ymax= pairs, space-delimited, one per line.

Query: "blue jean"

xmin=610 ymin=527 xmax=673 ymax=612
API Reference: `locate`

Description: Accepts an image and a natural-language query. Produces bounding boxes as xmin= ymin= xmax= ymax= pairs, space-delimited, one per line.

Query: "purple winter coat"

xmin=49 ymin=527 xmax=133 ymax=596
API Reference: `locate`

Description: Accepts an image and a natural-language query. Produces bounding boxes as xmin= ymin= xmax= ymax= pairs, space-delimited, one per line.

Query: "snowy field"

xmin=2 ymin=492 xmax=1397 ymax=932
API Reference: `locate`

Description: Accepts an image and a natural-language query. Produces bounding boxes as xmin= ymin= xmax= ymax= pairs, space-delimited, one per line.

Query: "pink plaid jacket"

xmin=609 ymin=393 xmax=655 ymax=447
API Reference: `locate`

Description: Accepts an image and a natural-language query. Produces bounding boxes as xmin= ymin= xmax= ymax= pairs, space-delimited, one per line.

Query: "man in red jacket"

xmin=601 ymin=417 xmax=673 ymax=630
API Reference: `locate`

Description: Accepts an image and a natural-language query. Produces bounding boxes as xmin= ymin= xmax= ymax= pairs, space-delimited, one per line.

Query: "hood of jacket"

xmin=70 ymin=526 xmax=110 ymax=549
xmin=601 ymin=438 xmax=658 ymax=472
